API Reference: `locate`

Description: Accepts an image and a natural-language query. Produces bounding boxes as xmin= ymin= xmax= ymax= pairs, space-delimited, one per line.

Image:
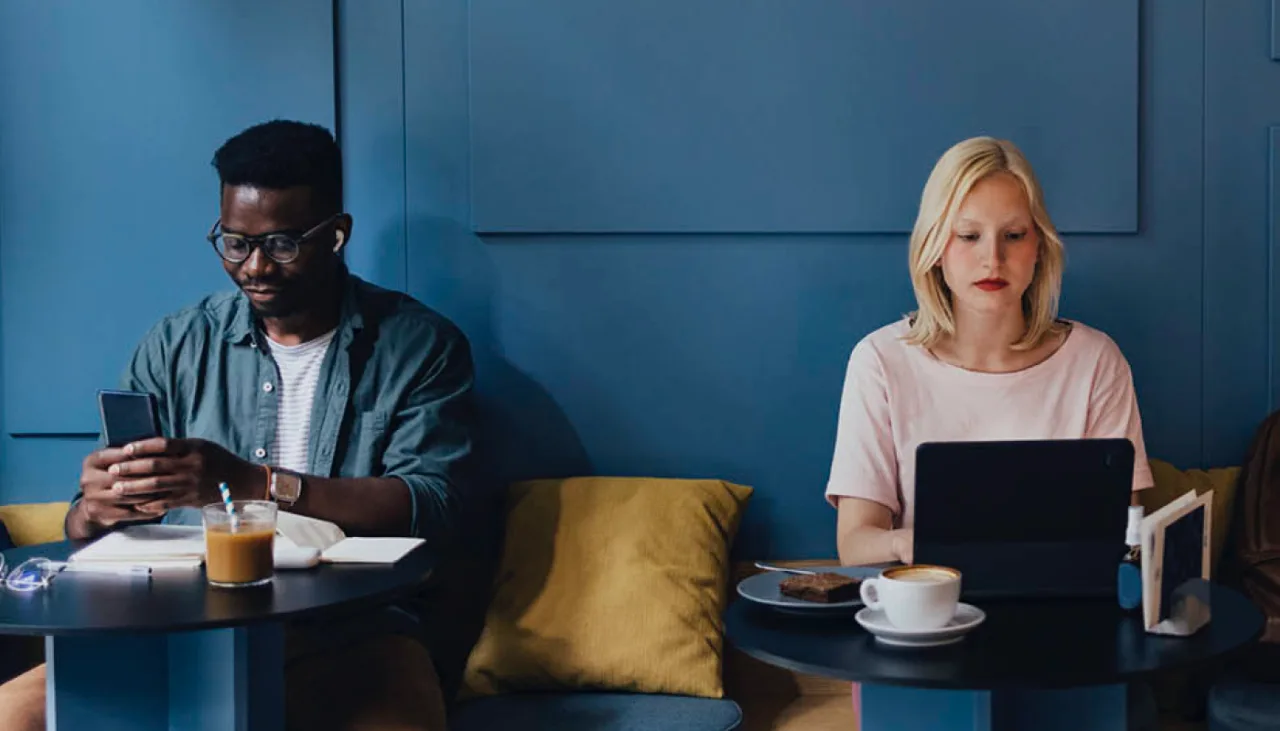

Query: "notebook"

xmin=68 ymin=515 xmax=424 ymax=569
xmin=67 ymin=525 xmax=205 ymax=570
xmin=274 ymin=513 xmax=425 ymax=564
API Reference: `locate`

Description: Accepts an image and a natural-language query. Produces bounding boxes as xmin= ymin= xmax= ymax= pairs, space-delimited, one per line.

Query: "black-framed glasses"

xmin=206 ymin=214 xmax=341 ymax=265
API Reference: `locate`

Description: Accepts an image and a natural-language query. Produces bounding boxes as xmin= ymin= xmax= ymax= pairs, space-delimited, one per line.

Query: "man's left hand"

xmin=108 ymin=438 xmax=258 ymax=515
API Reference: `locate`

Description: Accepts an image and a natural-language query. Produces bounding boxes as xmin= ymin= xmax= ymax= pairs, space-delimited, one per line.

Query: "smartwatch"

xmin=270 ymin=469 xmax=303 ymax=506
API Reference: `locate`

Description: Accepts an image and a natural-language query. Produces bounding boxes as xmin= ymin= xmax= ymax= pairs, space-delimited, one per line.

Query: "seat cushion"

xmin=1207 ymin=676 xmax=1280 ymax=731
xmin=460 ymin=477 xmax=752 ymax=699
xmin=0 ymin=502 xmax=69 ymax=547
xmin=450 ymin=693 xmax=742 ymax=731
xmin=1207 ymin=645 xmax=1280 ymax=731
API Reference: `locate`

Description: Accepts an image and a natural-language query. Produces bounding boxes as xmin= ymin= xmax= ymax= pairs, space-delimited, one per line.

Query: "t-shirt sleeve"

xmin=1086 ymin=338 xmax=1155 ymax=491
xmin=825 ymin=339 xmax=901 ymax=515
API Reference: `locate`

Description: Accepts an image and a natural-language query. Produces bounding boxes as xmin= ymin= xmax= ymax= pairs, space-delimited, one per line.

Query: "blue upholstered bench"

xmin=1206 ymin=644 xmax=1280 ymax=731
xmin=1208 ymin=676 xmax=1280 ymax=731
xmin=450 ymin=693 xmax=742 ymax=731
xmin=1203 ymin=665 xmax=1274 ymax=727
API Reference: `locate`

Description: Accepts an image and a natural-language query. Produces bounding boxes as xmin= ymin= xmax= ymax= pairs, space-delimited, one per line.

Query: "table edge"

xmin=0 ymin=541 xmax=435 ymax=636
xmin=725 ymin=588 xmax=1268 ymax=691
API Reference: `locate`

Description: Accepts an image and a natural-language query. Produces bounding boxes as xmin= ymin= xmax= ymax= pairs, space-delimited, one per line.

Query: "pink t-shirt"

xmin=825 ymin=318 xmax=1154 ymax=527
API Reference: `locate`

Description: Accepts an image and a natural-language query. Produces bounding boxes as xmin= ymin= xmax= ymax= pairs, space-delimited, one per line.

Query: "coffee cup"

xmin=858 ymin=564 xmax=961 ymax=630
xmin=202 ymin=500 xmax=277 ymax=589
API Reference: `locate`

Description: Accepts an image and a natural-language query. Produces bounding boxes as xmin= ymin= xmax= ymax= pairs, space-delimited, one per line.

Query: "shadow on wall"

xmin=386 ymin=215 xmax=590 ymax=705
xmin=400 ymin=214 xmax=593 ymax=490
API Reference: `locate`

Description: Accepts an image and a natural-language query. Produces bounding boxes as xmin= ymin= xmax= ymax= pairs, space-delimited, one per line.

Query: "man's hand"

xmin=108 ymin=438 xmax=260 ymax=515
xmin=73 ymin=447 xmax=161 ymax=536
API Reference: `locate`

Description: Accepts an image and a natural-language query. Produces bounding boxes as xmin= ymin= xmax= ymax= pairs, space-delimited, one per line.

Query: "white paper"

xmin=69 ymin=525 xmax=205 ymax=563
xmin=68 ymin=518 xmax=419 ymax=570
xmin=320 ymin=537 xmax=424 ymax=564
xmin=69 ymin=523 xmax=314 ymax=570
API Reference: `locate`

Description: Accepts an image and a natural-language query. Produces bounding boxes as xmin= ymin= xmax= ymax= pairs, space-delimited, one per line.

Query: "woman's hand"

xmin=891 ymin=528 xmax=914 ymax=565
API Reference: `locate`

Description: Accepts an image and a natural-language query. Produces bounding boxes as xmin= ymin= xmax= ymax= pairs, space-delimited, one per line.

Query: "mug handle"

xmin=859 ymin=578 xmax=881 ymax=609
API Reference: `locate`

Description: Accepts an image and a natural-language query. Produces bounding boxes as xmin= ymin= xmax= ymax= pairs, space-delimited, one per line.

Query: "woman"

xmin=827 ymin=137 xmax=1159 ymax=730
xmin=826 ymin=135 xmax=1153 ymax=567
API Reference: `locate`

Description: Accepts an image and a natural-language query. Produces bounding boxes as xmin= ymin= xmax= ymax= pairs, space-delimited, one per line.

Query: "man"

xmin=0 ymin=119 xmax=474 ymax=730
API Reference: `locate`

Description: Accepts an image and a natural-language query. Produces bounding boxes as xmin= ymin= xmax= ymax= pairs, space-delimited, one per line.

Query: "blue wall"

xmin=1 ymin=1 xmax=1278 ymax=558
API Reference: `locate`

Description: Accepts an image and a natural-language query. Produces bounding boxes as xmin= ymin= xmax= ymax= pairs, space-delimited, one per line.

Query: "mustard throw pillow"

xmin=460 ymin=476 xmax=753 ymax=700
xmin=0 ymin=502 xmax=70 ymax=546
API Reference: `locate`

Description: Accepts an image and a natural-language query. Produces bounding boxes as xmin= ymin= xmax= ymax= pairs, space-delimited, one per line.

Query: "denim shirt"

xmin=82 ymin=270 xmax=475 ymax=546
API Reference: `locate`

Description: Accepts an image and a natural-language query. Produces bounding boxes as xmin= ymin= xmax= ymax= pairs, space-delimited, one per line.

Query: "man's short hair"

xmin=212 ymin=119 xmax=342 ymax=217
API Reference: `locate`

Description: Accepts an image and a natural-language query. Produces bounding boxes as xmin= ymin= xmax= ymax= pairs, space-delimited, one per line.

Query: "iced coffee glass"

xmin=202 ymin=500 xmax=277 ymax=588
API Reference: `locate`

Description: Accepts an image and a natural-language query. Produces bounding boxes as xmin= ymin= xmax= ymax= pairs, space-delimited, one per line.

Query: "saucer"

xmin=855 ymin=603 xmax=986 ymax=648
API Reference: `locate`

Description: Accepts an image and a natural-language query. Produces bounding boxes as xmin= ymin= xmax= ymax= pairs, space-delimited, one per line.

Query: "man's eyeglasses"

xmin=4 ymin=557 xmax=59 ymax=592
xmin=0 ymin=555 xmax=151 ymax=593
xmin=206 ymin=214 xmax=341 ymax=265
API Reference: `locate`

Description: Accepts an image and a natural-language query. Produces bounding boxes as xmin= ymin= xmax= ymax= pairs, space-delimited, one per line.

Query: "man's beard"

xmin=240 ymin=282 xmax=306 ymax=319
xmin=247 ymin=297 xmax=303 ymax=318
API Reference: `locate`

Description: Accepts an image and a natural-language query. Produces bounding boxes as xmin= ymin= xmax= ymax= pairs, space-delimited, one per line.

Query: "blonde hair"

xmin=904 ymin=136 xmax=1066 ymax=351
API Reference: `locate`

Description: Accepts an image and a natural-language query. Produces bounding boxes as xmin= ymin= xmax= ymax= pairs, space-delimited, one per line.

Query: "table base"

xmin=46 ymin=624 xmax=284 ymax=731
xmin=861 ymin=684 xmax=1127 ymax=731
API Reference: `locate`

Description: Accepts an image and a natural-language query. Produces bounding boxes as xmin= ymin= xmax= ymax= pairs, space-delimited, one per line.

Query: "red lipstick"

xmin=974 ymin=278 xmax=1008 ymax=292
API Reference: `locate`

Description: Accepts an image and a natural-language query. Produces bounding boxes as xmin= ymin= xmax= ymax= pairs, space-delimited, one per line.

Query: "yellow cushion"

xmin=460 ymin=476 xmax=753 ymax=700
xmin=0 ymin=502 xmax=70 ymax=546
xmin=1143 ymin=460 xmax=1239 ymax=571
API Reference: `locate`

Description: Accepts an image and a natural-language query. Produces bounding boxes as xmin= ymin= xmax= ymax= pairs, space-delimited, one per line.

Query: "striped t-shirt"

xmin=266 ymin=329 xmax=336 ymax=473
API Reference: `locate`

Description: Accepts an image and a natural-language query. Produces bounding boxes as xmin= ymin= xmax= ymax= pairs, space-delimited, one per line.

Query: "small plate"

xmin=736 ymin=566 xmax=879 ymax=614
xmin=855 ymin=603 xmax=986 ymax=648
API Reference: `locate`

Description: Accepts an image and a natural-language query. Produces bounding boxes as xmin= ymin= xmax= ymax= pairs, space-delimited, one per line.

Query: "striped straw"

xmin=218 ymin=482 xmax=240 ymax=531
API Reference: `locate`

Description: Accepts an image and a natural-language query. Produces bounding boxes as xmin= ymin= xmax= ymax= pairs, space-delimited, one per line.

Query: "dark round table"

xmin=726 ymin=584 xmax=1264 ymax=731
xmin=0 ymin=540 xmax=434 ymax=731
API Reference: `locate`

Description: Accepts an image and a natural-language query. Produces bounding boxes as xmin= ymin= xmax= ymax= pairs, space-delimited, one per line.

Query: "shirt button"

xmin=254 ymin=447 xmax=267 ymax=459
xmin=263 ymin=382 xmax=274 ymax=393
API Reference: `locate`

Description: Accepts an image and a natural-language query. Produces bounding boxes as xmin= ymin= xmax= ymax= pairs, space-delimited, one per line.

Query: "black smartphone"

xmin=97 ymin=390 xmax=161 ymax=448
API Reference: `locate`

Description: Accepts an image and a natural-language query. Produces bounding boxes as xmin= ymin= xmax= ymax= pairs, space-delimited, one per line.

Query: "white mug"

xmin=859 ymin=564 xmax=962 ymax=630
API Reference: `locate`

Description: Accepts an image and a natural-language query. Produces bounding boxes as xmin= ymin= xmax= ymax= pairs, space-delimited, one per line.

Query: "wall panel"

xmin=0 ymin=1 xmax=335 ymax=435
xmin=469 ymin=0 xmax=1139 ymax=234
xmin=337 ymin=0 xmax=408 ymax=292
xmin=6 ymin=1 xmax=1280 ymax=561
xmin=1203 ymin=0 xmax=1280 ymax=464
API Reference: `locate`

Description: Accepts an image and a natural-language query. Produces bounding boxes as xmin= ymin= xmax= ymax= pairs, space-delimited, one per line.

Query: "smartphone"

xmin=97 ymin=390 xmax=161 ymax=448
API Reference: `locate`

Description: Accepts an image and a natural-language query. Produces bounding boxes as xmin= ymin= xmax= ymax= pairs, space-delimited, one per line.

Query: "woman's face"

xmin=938 ymin=172 xmax=1040 ymax=319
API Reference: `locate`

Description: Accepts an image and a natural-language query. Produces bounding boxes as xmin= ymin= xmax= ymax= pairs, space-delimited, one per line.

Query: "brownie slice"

xmin=778 ymin=572 xmax=861 ymax=603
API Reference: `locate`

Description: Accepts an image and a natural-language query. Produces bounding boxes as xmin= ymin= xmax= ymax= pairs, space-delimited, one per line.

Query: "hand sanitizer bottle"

xmin=1117 ymin=505 xmax=1144 ymax=612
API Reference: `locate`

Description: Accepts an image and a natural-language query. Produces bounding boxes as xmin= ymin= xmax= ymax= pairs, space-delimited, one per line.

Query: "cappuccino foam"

xmin=888 ymin=567 xmax=957 ymax=583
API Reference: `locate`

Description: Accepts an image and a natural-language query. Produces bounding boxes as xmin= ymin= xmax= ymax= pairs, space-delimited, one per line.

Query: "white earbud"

xmin=333 ymin=230 xmax=346 ymax=251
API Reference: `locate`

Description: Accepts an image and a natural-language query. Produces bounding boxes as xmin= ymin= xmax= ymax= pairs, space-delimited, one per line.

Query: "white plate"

xmin=855 ymin=602 xmax=986 ymax=648
xmin=735 ymin=566 xmax=879 ymax=614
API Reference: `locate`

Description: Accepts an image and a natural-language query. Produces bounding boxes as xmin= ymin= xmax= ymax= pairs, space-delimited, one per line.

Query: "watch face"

xmin=275 ymin=473 xmax=301 ymax=503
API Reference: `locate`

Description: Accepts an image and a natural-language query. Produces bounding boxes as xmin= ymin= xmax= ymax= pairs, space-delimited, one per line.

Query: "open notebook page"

xmin=70 ymin=516 xmax=423 ymax=567
xmin=277 ymin=513 xmax=424 ymax=563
